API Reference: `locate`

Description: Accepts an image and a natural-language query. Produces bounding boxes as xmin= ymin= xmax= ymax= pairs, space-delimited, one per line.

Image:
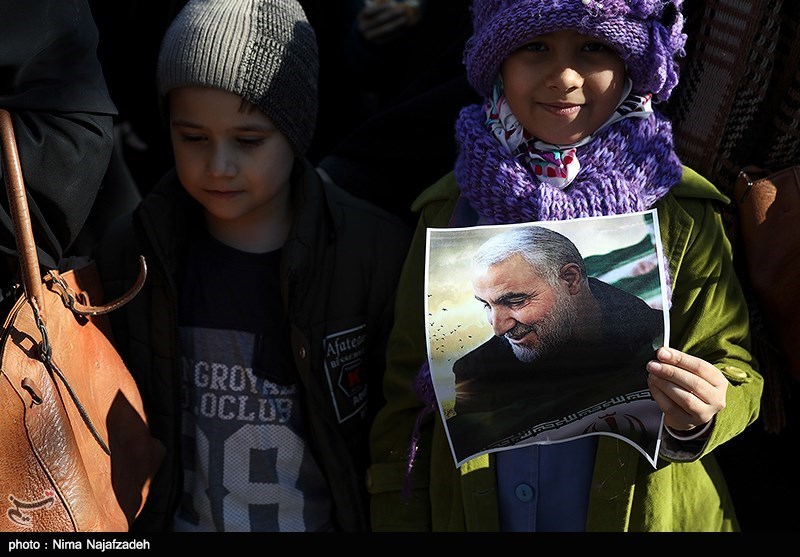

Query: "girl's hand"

xmin=646 ymin=347 xmax=728 ymax=434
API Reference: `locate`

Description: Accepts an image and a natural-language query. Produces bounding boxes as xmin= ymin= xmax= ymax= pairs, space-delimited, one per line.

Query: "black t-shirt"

xmin=174 ymin=230 xmax=333 ymax=532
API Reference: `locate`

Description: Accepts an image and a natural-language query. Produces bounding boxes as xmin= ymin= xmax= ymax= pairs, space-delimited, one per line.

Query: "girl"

xmin=367 ymin=0 xmax=762 ymax=532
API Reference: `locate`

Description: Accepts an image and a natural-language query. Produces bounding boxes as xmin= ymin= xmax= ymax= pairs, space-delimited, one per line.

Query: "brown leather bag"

xmin=0 ymin=109 xmax=164 ymax=532
xmin=734 ymin=165 xmax=800 ymax=382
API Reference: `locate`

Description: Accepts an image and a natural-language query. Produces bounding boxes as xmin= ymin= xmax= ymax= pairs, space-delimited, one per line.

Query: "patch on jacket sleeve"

xmin=323 ymin=324 xmax=368 ymax=423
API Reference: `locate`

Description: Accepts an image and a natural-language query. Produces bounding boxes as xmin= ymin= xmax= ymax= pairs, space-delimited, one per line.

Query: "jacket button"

xmin=298 ymin=346 xmax=307 ymax=359
xmin=515 ymin=483 xmax=534 ymax=503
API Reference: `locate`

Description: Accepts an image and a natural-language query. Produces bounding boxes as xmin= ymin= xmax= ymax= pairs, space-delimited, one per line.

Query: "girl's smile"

xmin=500 ymin=29 xmax=626 ymax=145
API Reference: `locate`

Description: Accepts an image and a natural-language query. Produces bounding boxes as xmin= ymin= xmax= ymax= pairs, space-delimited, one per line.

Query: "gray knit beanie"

xmin=157 ymin=0 xmax=318 ymax=154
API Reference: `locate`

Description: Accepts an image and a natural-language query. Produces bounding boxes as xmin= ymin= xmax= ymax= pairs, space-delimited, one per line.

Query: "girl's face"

xmin=500 ymin=29 xmax=627 ymax=145
xmin=168 ymin=86 xmax=295 ymax=250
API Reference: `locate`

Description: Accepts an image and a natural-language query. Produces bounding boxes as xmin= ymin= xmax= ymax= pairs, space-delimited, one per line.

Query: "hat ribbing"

xmin=464 ymin=0 xmax=686 ymax=103
xmin=157 ymin=0 xmax=318 ymax=154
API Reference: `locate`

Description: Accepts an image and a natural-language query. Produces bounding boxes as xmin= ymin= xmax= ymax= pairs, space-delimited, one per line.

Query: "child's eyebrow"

xmin=231 ymin=123 xmax=275 ymax=133
xmin=169 ymin=118 xmax=275 ymax=133
xmin=170 ymin=118 xmax=201 ymax=128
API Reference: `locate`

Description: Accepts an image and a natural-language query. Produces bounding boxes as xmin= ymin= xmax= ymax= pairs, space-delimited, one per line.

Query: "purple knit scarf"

xmin=454 ymin=102 xmax=683 ymax=223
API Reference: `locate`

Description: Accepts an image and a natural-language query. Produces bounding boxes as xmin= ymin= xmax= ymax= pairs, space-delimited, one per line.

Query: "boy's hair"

xmin=464 ymin=0 xmax=686 ymax=103
xmin=156 ymin=0 xmax=318 ymax=154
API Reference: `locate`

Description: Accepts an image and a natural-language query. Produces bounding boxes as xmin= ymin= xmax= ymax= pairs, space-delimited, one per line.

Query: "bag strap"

xmin=0 ymin=108 xmax=47 ymax=319
xmin=0 ymin=108 xmax=147 ymax=320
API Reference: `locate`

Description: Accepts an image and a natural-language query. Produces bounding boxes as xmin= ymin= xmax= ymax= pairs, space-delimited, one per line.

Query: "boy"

xmin=96 ymin=0 xmax=409 ymax=532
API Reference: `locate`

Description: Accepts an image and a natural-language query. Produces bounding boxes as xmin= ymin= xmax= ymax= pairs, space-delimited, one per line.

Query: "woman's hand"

xmin=647 ymin=347 xmax=728 ymax=434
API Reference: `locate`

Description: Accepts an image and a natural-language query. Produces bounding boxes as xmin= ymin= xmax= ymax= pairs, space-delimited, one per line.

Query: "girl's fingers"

xmin=647 ymin=348 xmax=728 ymax=430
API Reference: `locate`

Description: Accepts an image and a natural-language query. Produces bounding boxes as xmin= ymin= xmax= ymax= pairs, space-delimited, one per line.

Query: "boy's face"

xmin=500 ymin=29 xmax=626 ymax=146
xmin=168 ymin=86 xmax=295 ymax=249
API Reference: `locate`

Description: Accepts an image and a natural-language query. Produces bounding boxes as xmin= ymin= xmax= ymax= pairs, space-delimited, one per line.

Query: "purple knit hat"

xmin=464 ymin=0 xmax=686 ymax=103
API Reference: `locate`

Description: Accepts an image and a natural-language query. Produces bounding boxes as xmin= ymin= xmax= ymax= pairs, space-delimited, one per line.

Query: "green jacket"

xmin=367 ymin=167 xmax=763 ymax=532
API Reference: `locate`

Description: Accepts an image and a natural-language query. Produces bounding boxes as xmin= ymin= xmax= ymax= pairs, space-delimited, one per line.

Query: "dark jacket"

xmin=0 ymin=0 xmax=116 ymax=270
xmin=95 ymin=158 xmax=410 ymax=532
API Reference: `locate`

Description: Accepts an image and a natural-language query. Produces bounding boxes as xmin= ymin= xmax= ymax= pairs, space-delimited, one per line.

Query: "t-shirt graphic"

xmin=173 ymin=327 xmax=333 ymax=532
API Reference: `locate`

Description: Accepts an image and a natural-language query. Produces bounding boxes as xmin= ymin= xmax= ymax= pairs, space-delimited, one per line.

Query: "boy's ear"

xmin=559 ymin=263 xmax=583 ymax=294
